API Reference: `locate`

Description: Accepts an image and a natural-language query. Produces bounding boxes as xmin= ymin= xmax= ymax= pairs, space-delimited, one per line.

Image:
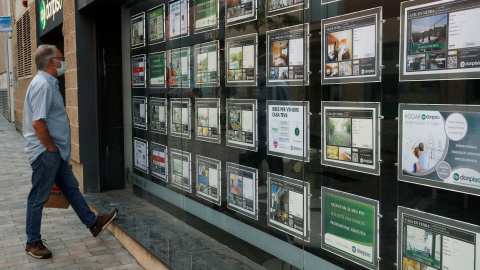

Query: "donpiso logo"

xmin=453 ymin=173 xmax=480 ymax=183
xmin=453 ymin=173 xmax=460 ymax=181
xmin=352 ymin=246 xmax=356 ymax=253
xmin=40 ymin=1 xmax=46 ymax=30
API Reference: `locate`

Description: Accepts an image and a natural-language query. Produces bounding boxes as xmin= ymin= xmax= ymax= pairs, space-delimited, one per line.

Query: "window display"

xmin=196 ymin=155 xmax=221 ymax=205
xmin=150 ymin=98 xmax=167 ymax=134
xmin=267 ymin=172 xmax=310 ymax=241
xmin=167 ymin=46 xmax=190 ymax=88
xmin=267 ymin=101 xmax=310 ymax=162
xmin=168 ymin=0 xmax=189 ymax=39
xmin=151 ymin=142 xmax=168 ymax=182
xmin=195 ymin=0 xmax=218 ymax=32
xmin=398 ymin=207 xmax=480 ymax=270
xmin=321 ymin=102 xmax=381 ymax=175
xmin=225 ymin=33 xmax=257 ymax=87
xmin=132 ymin=55 xmax=146 ymax=87
xmin=194 ymin=41 xmax=220 ymax=87
xmin=321 ymin=187 xmax=379 ymax=270
xmin=170 ymin=148 xmax=192 ymax=192
xmin=134 ymin=137 xmax=149 ymax=174
xmin=400 ymin=0 xmax=480 ymax=81
xmin=226 ymin=0 xmax=256 ymax=26
xmin=398 ymin=104 xmax=480 ymax=196
xmin=226 ymin=163 xmax=258 ymax=220
xmin=131 ymin=12 xmax=145 ymax=48
xmin=226 ymin=99 xmax=257 ymax=151
xmin=321 ymin=7 xmax=382 ymax=85
xmin=195 ymin=98 xmax=220 ymax=144
xmin=149 ymin=52 xmax=166 ymax=88
xmin=148 ymin=5 xmax=165 ymax=44
xmin=170 ymin=98 xmax=191 ymax=139
xmin=266 ymin=24 xmax=309 ymax=86
xmin=266 ymin=0 xmax=308 ymax=17
xmin=133 ymin=96 xmax=147 ymax=130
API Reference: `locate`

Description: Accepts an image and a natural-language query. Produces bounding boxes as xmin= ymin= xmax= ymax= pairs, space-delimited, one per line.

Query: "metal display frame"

xmin=149 ymin=51 xmax=166 ymax=88
xmin=151 ymin=142 xmax=168 ymax=182
xmin=150 ymin=97 xmax=168 ymax=135
xmin=225 ymin=33 xmax=258 ymax=87
xmin=194 ymin=41 xmax=220 ymax=88
xmin=225 ymin=0 xmax=257 ymax=27
xmin=266 ymin=0 xmax=309 ymax=17
xmin=134 ymin=137 xmax=149 ymax=174
xmin=195 ymin=155 xmax=222 ymax=205
xmin=131 ymin=54 xmax=146 ymax=88
xmin=170 ymin=148 xmax=192 ymax=193
xmin=226 ymin=163 xmax=259 ymax=220
xmin=170 ymin=98 xmax=192 ymax=139
xmin=194 ymin=0 xmax=219 ymax=33
xmin=131 ymin=12 xmax=145 ymax=48
xmin=147 ymin=4 xmax=166 ymax=45
xmin=168 ymin=0 xmax=190 ymax=40
xmin=132 ymin=96 xmax=148 ymax=130
xmin=226 ymin=99 xmax=258 ymax=152
xmin=195 ymin=98 xmax=221 ymax=144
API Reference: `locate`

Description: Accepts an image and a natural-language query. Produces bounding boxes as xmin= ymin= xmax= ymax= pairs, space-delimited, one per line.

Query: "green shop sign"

xmin=149 ymin=53 xmax=166 ymax=87
xmin=38 ymin=0 xmax=63 ymax=37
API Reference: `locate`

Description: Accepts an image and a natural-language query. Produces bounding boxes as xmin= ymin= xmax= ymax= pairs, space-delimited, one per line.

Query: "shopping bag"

xmin=43 ymin=184 xmax=70 ymax=209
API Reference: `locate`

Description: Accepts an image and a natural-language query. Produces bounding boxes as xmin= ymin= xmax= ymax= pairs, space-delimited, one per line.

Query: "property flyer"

xmin=148 ymin=5 xmax=165 ymax=44
xmin=322 ymin=102 xmax=380 ymax=175
xmin=195 ymin=0 xmax=218 ymax=31
xmin=399 ymin=104 xmax=480 ymax=196
xmin=227 ymin=163 xmax=258 ymax=220
xmin=195 ymin=98 xmax=220 ymax=144
xmin=170 ymin=148 xmax=192 ymax=192
xmin=149 ymin=52 xmax=166 ymax=87
xmin=196 ymin=155 xmax=221 ymax=204
xmin=266 ymin=0 xmax=306 ymax=16
xmin=226 ymin=0 xmax=255 ymax=25
xmin=134 ymin=138 xmax=148 ymax=174
xmin=151 ymin=142 xmax=168 ymax=181
xmin=322 ymin=8 xmax=381 ymax=84
xmin=226 ymin=99 xmax=257 ymax=151
xmin=400 ymin=0 xmax=480 ymax=81
xmin=132 ymin=55 xmax=146 ymax=87
xmin=150 ymin=98 xmax=167 ymax=134
xmin=131 ymin=13 xmax=145 ymax=47
xmin=267 ymin=101 xmax=309 ymax=162
xmin=167 ymin=47 xmax=190 ymax=88
xmin=322 ymin=188 xmax=379 ymax=270
xmin=170 ymin=99 xmax=191 ymax=139
xmin=267 ymin=173 xmax=310 ymax=241
xmin=195 ymin=41 xmax=219 ymax=87
xmin=226 ymin=34 xmax=257 ymax=86
xmin=169 ymin=0 xmax=189 ymax=39
xmin=398 ymin=207 xmax=480 ymax=270
xmin=133 ymin=96 xmax=147 ymax=130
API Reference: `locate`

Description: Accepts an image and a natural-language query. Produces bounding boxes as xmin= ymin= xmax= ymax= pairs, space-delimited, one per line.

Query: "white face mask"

xmin=53 ymin=59 xmax=67 ymax=77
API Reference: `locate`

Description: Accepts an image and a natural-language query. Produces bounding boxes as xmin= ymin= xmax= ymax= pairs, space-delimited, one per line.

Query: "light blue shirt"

xmin=418 ymin=150 xmax=429 ymax=170
xmin=23 ymin=71 xmax=71 ymax=164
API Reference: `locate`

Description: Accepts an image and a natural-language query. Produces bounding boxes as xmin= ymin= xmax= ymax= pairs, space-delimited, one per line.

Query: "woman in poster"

xmin=405 ymin=147 xmax=423 ymax=174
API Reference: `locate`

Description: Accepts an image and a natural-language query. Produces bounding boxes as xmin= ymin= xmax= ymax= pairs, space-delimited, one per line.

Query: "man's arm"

xmin=32 ymin=119 xmax=59 ymax=152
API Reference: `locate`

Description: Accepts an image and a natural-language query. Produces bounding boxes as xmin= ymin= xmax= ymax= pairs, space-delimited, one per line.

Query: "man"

xmin=418 ymin=142 xmax=429 ymax=171
xmin=23 ymin=44 xmax=117 ymax=259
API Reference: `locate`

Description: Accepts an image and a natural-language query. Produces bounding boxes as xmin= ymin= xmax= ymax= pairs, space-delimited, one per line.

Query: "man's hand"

xmin=32 ymin=120 xmax=59 ymax=153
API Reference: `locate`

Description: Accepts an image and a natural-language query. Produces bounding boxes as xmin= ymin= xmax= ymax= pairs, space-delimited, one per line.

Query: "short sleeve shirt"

xmin=23 ymin=71 xmax=71 ymax=164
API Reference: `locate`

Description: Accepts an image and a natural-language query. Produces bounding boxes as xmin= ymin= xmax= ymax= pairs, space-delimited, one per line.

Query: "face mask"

xmin=54 ymin=60 xmax=67 ymax=77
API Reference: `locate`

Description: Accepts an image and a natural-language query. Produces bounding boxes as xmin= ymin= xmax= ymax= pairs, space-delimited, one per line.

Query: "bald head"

xmin=35 ymin=44 xmax=57 ymax=71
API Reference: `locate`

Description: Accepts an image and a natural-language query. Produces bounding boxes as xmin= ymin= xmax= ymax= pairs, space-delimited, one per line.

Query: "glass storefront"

xmin=121 ymin=0 xmax=480 ymax=269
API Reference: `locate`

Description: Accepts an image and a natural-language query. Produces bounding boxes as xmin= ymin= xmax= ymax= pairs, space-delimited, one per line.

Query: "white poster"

xmin=226 ymin=34 xmax=258 ymax=87
xmin=196 ymin=156 xmax=221 ymax=205
xmin=226 ymin=99 xmax=257 ymax=151
xmin=195 ymin=98 xmax=220 ymax=144
xmin=134 ymin=138 xmax=148 ymax=173
xmin=226 ymin=0 xmax=256 ymax=25
xmin=151 ymin=142 xmax=167 ymax=181
xmin=170 ymin=99 xmax=191 ymax=139
xmin=169 ymin=0 xmax=189 ymax=39
xmin=195 ymin=41 xmax=220 ymax=87
xmin=171 ymin=148 xmax=192 ymax=192
xmin=227 ymin=163 xmax=258 ymax=220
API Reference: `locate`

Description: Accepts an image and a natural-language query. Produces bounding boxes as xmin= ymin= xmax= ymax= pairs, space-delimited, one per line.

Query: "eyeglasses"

xmin=51 ymin=57 xmax=65 ymax=61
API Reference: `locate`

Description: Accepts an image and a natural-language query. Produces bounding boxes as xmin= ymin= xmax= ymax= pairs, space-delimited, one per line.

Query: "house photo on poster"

xmin=170 ymin=148 xmax=192 ymax=192
xmin=267 ymin=173 xmax=310 ymax=241
xmin=167 ymin=47 xmax=190 ymax=88
xmin=226 ymin=33 xmax=257 ymax=87
xmin=131 ymin=12 xmax=145 ymax=48
xmin=267 ymin=24 xmax=309 ymax=86
xmin=226 ymin=99 xmax=257 ymax=151
xmin=227 ymin=163 xmax=258 ymax=220
xmin=151 ymin=142 xmax=168 ymax=182
xmin=226 ymin=0 xmax=256 ymax=26
xmin=133 ymin=96 xmax=147 ymax=130
xmin=195 ymin=0 xmax=218 ymax=32
xmin=321 ymin=102 xmax=380 ymax=175
xmin=148 ymin=5 xmax=165 ymax=44
xmin=168 ymin=0 xmax=189 ymax=39
xmin=150 ymin=98 xmax=167 ymax=134
xmin=400 ymin=0 xmax=480 ymax=81
xmin=196 ymin=156 xmax=221 ymax=205
xmin=322 ymin=7 xmax=381 ymax=84
xmin=132 ymin=55 xmax=146 ymax=87
xmin=195 ymin=98 xmax=220 ymax=144
xmin=195 ymin=41 xmax=220 ymax=87
xmin=134 ymin=138 xmax=149 ymax=174
xmin=397 ymin=207 xmax=480 ymax=270
xmin=170 ymin=99 xmax=191 ymax=139
xmin=149 ymin=52 xmax=166 ymax=88
xmin=398 ymin=104 xmax=480 ymax=196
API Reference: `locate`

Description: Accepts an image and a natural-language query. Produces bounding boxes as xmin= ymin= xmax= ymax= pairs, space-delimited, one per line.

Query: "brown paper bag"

xmin=43 ymin=184 xmax=70 ymax=209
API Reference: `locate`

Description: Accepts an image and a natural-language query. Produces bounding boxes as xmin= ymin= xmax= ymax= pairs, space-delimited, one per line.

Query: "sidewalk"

xmin=0 ymin=115 xmax=144 ymax=270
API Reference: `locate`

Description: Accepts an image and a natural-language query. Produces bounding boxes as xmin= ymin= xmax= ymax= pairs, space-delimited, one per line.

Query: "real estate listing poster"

xmin=167 ymin=47 xmax=190 ymax=88
xmin=194 ymin=41 xmax=219 ymax=87
xmin=397 ymin=207 xmax=480 ymax=270
xmin=398 ymin=104 xmax=480 ymax=196
xmin=196 ymin=155 xmax=221 ymax=205
xmin=170 ymin=148 xmax=192 ymax=192
xmin=225 ymin=34 xmax=257 ymax=87
xmin=227 ymin=163 xmax=258 ymax=220
xmin=400 ymin=0 xmax=480 ymax=81
xmin=266 ymin=24 xmax=309 ymax=86
xmin=321 ymin=188 xmax=379 ymax=270
xmin=267 ymin=172 xmax=310 ymax=241
xmin=321 ymin=102 xmax=381 ymax=175
xmin=150 ymin=98 xmax=167 ymax=134
xmin=266 ymin=0 xmax=308 ymax=17
xmin=267 ymin=101 xmax=310 ymax=162
xmin=151 ymin=142 xmax=168 ymax=181
xmin=148 ymin=5 xmax=165 ymax=44
xmin=322 ymin=7 xmax=382 ymax=85
xmin=149 ymin=52 xmax=166 ymax=88
xmin=170 ymin=99 xmax=191 ymax=139
xmin=134 ymin=137 xmax=149 ymax=174
xmin=131 ymin=13 xmax=145 ymax=48
xmin=226 ymin=0 xmax=256 ymax=26
xmin=168 ymin=0 xmax=189 ymax=39
xmin=132 ymin=55 xmax=146 ymax=87
xmin=133 ymin=96 xmax=148 ymax=130
xmin=195 ymin=98 xmax=220 ymax=144
xmin=226 ymin=99 xmax=257 ymax=151
xmin=195 ymin=0 xmax=218 ymax=32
